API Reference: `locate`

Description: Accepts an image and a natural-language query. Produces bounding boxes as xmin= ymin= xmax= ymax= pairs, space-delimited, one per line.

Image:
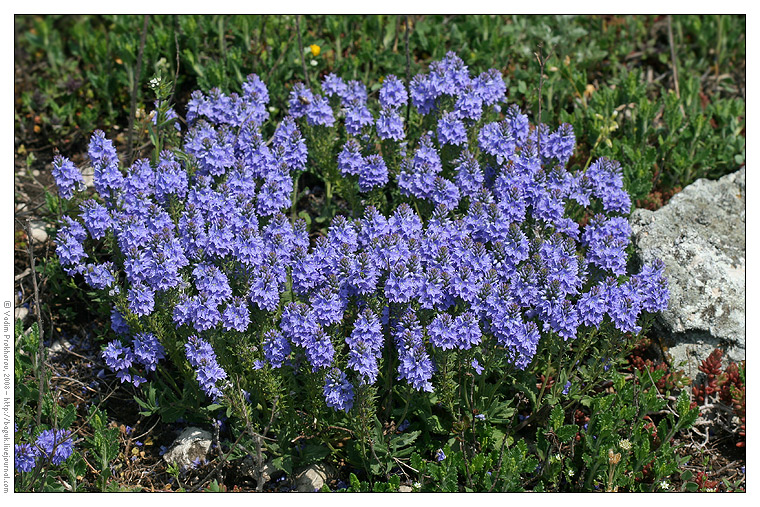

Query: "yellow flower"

xmin=310 ymin=44 xmax=321 ymax=57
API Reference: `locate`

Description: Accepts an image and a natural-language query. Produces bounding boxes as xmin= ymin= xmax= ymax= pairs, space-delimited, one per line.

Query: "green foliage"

xmin=565 ymin=69 xmax=745 ymax=204
xmin=84 ymin=405 xmax=121 ymax=491
xmin=13 ymin=314 xmax=131 ymax=492
xmin=561 ymin=369 xmax=699 ymax=492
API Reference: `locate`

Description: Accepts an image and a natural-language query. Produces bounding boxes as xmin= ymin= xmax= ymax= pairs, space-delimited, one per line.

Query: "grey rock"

xmin=630 ymin=167 xmax=745 ymax=378
xmin=162 ymin=427 xmax=213 ymax=469
xmin=29 ymin=221 xmax=48 ymax=243
xmin=15 ymin=306 xmax=29 ymax=323
xmin=49 ymin=338 xmax=72 ymax=356
xmin=398 ymin=485 xmax=413 ymax=492
xmin=294 ymin=463 xmax=337 ymax=492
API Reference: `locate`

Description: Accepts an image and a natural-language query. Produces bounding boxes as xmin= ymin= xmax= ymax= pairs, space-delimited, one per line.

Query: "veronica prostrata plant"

xmin=51 ymin=52 xmax=671 ymax=486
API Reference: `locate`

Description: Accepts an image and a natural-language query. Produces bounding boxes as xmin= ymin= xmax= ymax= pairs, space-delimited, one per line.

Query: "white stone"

xmin=49 ymin=338 xmax=72 ymax=355
xmin=162 ymin=427 xmax=213 ymax=469
xmin=15 ymin=306 xmax=29 ymax=322
xmin=30 ymin=221 xmax=48 ymax=243
xmin=294 ymin=463 xmax=336 ymax=492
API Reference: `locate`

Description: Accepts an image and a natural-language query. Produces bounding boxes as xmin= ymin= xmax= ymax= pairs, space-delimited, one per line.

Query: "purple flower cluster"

xmin=52 ymin=155 xmax=85 ymax=200
xmin=15 ymin=443 xmax=37 ymax=472
xmin=288 ymin=83 xmax=335 ymax=127
xmin=323 ymin=368 xmax=354 ymax=412
xmin=15 ymin=428 xmax=75 ymax=472
xmin=337 ymin=138 xmax=389 ymax=192
xmin=375 ymin=75 xmax=406 ymax=141
xmin=187 ymin=74 xmax=270 ymax=126
xmin=185 ymin=335 xmax=228 ymax=400
xmin=54 ymin=54 xmax=669 ymax=416
xmin=102 ymin=332 xmax=165 ymax=387
xmin=410 ymin=52 xmax=505 ymax=117
xmin=53 ymin=74 xmax=318 ymax=399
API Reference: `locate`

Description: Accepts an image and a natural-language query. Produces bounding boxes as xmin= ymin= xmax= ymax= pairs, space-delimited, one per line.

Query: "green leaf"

xmin=370 ymin=462 xmax=384 ymax=476
xmin=471 ymin=453 xmax=486 ymax=473
xmin=44 ymin=191 xmax=59 ymax=215
xmin=391 ymin=429 xmax=420 ymax=449
xmin=410 ymin=452 xmax=424 ymax=473
xmin=427 ymin=414 xmax=448 ymax=434
xmin=59 ymin=404 xmax=77 ymax=430
xmin=550 ymin=404 xmax=564 ymax=430
xmin=349 ymin=472 xmax=361 ymax=492
xmin=271 ymin=455 xmax=292 ymax=475
xmin=556 ymin=424 xmax=579 ymax=443
xmin=684 ymin=481 xmax=699 ymax=492
xmin=680 ymin=470 xmax=693 ymax=482
xmin=676 ymin=389 xmax=690 ymax=417
xmin=382 ymin=18 xmax=396 ymax=49
xmin=300 ymin=444 xmax=330 ymax=465
xmin=69 ymin=453 xmax=87 ymax=479
xmin=298 ymin=210 xmax=312 ymax=226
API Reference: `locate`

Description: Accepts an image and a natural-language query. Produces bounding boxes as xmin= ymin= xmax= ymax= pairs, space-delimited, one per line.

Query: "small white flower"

xmin=567 ymin=469 xmax=575 ymax=477
xmin=659 ymin=480 xmax=670 ymax=490
xmin=310 ymin=59 xmax=318 ymax=66
xmin=413 ymin=481 xmax=421 ymax=490
xmin=619 ymin=439 xmax=632 ymax=451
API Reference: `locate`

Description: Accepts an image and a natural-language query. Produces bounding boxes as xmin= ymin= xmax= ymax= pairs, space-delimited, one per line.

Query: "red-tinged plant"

xmin=719 ymin=362 xmax=742 ymax=404
xmin=694 ymin=471 xmax=719 ymax=491
xmin=536 ymin=374 xmax=555 ymax=391
xmin=573 ymin=408 xmax=590 ymax=442
xmin=643 ymin=416 xmax=661 ymax=448
xmin=725 ymin=363 xmax=746 ymax=448
xmin=691 ymin=349 xmax=745 ymax=448
xmin=692 ymin=349 xmax=723 ymax=406
xmin=626 ymin=338 xmax=688 ymax=394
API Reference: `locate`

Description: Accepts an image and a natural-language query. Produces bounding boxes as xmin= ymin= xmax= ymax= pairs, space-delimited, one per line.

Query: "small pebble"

xmin=15 ymin=306 xmax=29 ymax=322
xmin=30 ymin=221 xmax=48 ymax=243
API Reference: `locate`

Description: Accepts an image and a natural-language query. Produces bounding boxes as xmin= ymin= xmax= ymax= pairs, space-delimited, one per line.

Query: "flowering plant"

xmin=51 ymin=52 xmax=669 ymax=482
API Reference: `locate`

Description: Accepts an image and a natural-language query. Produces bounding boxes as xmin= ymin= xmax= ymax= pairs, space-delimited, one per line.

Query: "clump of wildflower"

xmin=323 ymin=367 xmax=354 ymax=412
xmin=263 ymin=330 xmax=291 ymax=368
xmin=185 ymin=335 xmax=228 ymax=400
xmin=379 ymin=75 xmax=408 ymax=109
xmin=52 ymin=53 xmax=671 ymax=422
xmin=15 ymin=443 xmax=38 ymax=472
xmin=52 ymin=156 xmax=85 ymax=199
xmin=359 ymin=154 xmax=389 ymax=192
xmin=35 ymin=429 xmax=74 ymax=465
xmin=102 ymin=340 xmax=146 ymax=387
